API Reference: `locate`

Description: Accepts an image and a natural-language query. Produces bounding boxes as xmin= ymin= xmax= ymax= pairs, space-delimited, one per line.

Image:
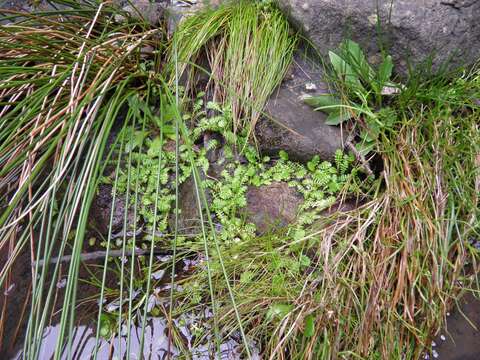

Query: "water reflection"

xmin=12 ymin=317 xmax=256 ymax=359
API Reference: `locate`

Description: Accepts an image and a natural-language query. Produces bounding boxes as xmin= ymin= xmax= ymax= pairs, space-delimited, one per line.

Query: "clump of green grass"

xmin=0 ymin=1 xmax=170 ymax=356
xmin=170 ymin=0 xmax=297 ymax=136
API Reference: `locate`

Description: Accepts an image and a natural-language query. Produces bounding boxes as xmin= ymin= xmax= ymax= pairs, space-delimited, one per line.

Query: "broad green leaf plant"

xmin=304 ymin=40 xmax=399 ymax=155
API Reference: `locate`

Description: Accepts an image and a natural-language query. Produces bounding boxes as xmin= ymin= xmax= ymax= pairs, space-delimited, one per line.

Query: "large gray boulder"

xmin=257 ymin=51 xmax=345 ymax=162
xmin=115 ymin=1 xmax=166 ymax=26
xmin=277 ymin=0 xmax=480 ymax=75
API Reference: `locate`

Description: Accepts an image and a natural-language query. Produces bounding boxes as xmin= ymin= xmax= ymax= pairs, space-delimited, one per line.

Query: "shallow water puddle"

xmin=12 ymin=318 xmax=173 ymax=359
xmin=11 ymin=317 xmax=250 ymax=359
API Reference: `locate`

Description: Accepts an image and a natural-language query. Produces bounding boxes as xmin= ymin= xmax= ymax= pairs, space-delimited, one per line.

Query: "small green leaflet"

xmin=304 ymin=315 xmax=315 ymax=338
xmin=266 ymin=303 xmax=293 ymax=321
xmin=378 ymin=55 xmax=394 ymax=86
xmin=303 ymin=94 xmax=355 ymax=125
xmin=279 ymin=150 xmax=289 ymax=161
xmin=340 ymin=40 xmax=375 ymax=83
xmin=303 ymin=94 xmax=341 ymax=110
xmin=125 ymin=130 xmax=147 ymax=153
xmin=329 ymin=50 xmax=364 ymax=92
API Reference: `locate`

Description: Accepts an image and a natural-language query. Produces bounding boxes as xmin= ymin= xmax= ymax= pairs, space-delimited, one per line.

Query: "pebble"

xmin=152 ymin=269 xmax=165 ymax=280
xmin=432 ymin=349 xmax=439 ymax=358
xmin=106 ymin=300 xmax=120 ymax=313
xmin=56 ymin=279 xmax=66 ymax=289
xmin=440 ymin=334 xmax=446 ymax=341
xmin=381 ymin=85 xmax=401 ymax=95
xmin=368 ymin=13 xmax=378 ymax=25
xmin=431 ymin=341 xmax=436 ymax=347
xmin=147 ymin=294 xmax=156 ymax=312
xmin=172 ymin=0 xmax=196 ymax=7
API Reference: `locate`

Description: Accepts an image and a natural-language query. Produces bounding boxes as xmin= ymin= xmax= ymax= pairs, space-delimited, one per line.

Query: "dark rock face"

xmin=0 ymin=0 xmax=25 ymax=10
xmin=115 ymin=1 xmax=166 ymax=26
xmin=170 ymin=176 xmax=205 ymax=236
xmin=257 ymin=52 xmax=345 ymax=162
xmin=277 ymin=0 xmax=480 ymax=76
xmin=90 ymin=184 xmax=136 ymax=236
xmin=244 ymin=182 xmax=303 ymax=233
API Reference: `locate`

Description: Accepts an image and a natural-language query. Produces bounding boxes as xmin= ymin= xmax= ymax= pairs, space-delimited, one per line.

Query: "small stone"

xmin=56 ymin=279 xmax=67 ymax=289
xmin=152 ymin=269 xmax=165 ymax=280
xmin=432 ymin=349 xmax=439 ymax=358
xmin=97 ymin=297 xmax=107 ymax=306
xmin=367 ymin=13 xmax=378 ymax=25
xmin=305 ymin=82 xmax=317 ymax=91
xmin=116 ymin=1 xmax=165 ymax=26
xmin=440 ymin=334 xmax=446 ymax=341
xmin=106 ymin=300 xmax=120 ymax=313
xmin=244 ymin=182 xmax=303 ymax=233
xmin=431 ymin=341 xmax=436 ymax=347
xmin=381 ymin=86 xmax=401 ymax=96
xmin=121 ymin=324 xmax=128 ymax=336
xmin=147 ymin=294 xmax=157 ymax=312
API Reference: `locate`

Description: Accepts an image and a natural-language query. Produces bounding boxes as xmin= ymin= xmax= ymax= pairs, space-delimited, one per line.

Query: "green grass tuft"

xmin=170 ymin=0 xmax=297 ymax=137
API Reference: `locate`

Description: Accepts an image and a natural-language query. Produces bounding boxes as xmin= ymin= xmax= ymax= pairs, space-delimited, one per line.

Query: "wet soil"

xmin=433 ymin=293 xmax=480 ymax=360
xmin=0 ymin=249 xmax=32 ymax=356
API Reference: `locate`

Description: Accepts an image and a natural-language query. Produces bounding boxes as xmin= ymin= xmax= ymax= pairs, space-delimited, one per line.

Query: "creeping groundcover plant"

xmin=0 ymin=1 xmax=479 ymax=359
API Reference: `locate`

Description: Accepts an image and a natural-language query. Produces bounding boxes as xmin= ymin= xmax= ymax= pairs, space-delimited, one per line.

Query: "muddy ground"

xmin=433 ymin=293 xmax=480 ymax=360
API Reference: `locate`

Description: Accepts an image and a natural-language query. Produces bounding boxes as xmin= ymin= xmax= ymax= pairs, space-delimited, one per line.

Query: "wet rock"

xmin=115 ymin=1 xmax=166 ymax=26
xmin=172 ymin=176 xmax=201 ymax=236
xmin=169 ymin=175 xmax=209 ymax=237
xmin=277 ymin=0 xmax=480 ymax=76
xmin=174 ymin=175 xmax=359 ymax=237
xmin=0 ymin=249 xmax=31 ymax=356
xmin=168 ymin=134 xmax=228 ymax=237
xmin=164 ymin=0 xmax=218 ymax=34
xmin=257 ymin=51 xmax=345 ymax=162
xmin=165 ymin=1 xmax=192 ymax=35
xmin=89 ymin=184 xmax=136 ymax=236
xmin=0 ymin=0 xmax=29 ymax=11
xmin=244 ymin=182 xmax=303 ymax=233
xmin=244 ymin=184 xmax=359 ymax=234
